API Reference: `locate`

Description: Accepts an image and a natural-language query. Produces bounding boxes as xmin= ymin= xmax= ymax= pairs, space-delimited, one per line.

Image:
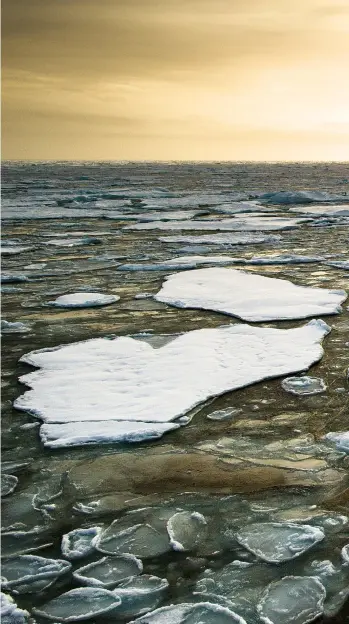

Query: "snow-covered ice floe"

xmin=154 ymin=267 xmax=347 ymax=322
xmin=1 ymin=592 xmax=28 ymax=624
xmin=61 ymin=527 xmax=102 ymax=560
xmin=159 ymin=233 xmax=282 ymax=245
xmin=48 ymin=292 xmax=120 ymax=308
xmin=15 ymin=320 xmax=331 ymax=448
xmin=257 ymin=576 xmax=326 ymax=624
xmin=236 ymin=523 xmax=324 ymax=563
xmin=33 ymin=587 xmax=121 ymax=622
xmin=293 ymin=204 xmax=349 ymax=216
xmin=126 ymin=216 xmax=307 ymax=231
xmin=131 ymin=602 xmax=247 ymax=623
xmin=259 ymin=190 xmax=346 ymax=204
xmin=324 ymin=431 xmax=349 ymax=454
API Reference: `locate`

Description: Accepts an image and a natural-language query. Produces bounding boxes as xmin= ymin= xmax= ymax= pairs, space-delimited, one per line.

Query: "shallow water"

xmin=1 ymin=162 xmax=349 ymax=623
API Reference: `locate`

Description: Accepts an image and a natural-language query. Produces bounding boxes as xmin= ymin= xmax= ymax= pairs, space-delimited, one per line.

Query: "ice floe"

xmin=112 ymin=574 xmax=169 ymax=618
xmin=167 ymin=511 xmax=207 ymax=551
xmin=211 ymin=202 xmax=270 ymax=214
xmin=126 ymin=216 xmax=307 ymax=231
xmin=33 ymin=587 xmax=121 ymax=621
xmin=0 ymin=246 xmax=34 ymax=255
xmin=341 ymin=544 xmax=349 ymax=564
xmin=324 ymin=431 xmax=349 ymax=454
xmin=73 ymin=553 xmax=143 ymax=587
xmin=1 ymin=273 xmax=29 ymax=283
xmin=118 ymin=256 xmax=240 ymax=271
xmin=325 ymin=260 xmax=349 ymax=270
xmin=281 ymin=376 xmax=327 ymax=396
xmin=15 ymin=321 xmax=331 ymax=438
xmin=61 ymin=527 xmax=101 ymax=560
xmin=45 ymin=237 xmax=102 ymax=246
xmin=131 ymin=602 xmax=247 ymax=623
xmin=243 ymin=254 xmax=323 ymax=265
xmin=257 ymin=576 xmax=326 ymax=624
xmin=259 ymin=190 xmax=345 ymax=204
xmin=0 ymin=554 xmax=72 ymax=594
xmin=293 ymin=204 xmax=349 ymax=216
xmin=1 ymin=474 xmax=19 ymax=497
xmin=236 ymin=523 xmax=324 ymax=563
xmin=1 ymin=593 xmax=28 ymax=624
xmin=48 ymin=292 xmax=120 ymax=308
xmin=155 ymin=267 xmax=347 ymax=321
xmin=1 ymin=321 xmax=30 ymax=334
xmin=159 ymin=233 xmax=282 ymax=245
xmin=94 ymin=522 xmax=171 ymax=558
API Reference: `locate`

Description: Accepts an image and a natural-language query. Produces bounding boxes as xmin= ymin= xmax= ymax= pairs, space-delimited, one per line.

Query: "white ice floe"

xmin=324 ymin=431 xmax=349 ymax=454
xmin=211 ymin=201 xmax=270 ymax=214
xmin=94 ymin=523 xmax=171 ymax=558
xmin=257 ymin=576 xmax=326 ymax=624
xmin=1 ymin=321 xmax=30 ymax=334
xmin=159 ymin=233 xmax=282 ymax=245
xmin=236 ymin=523 xmax=324 ymax=563
xmin=112 ymin=575 xmax=169 ymax=619
xmin=167 ymin=511 xmax=207 ymax=552
xmin=14 ymin=320 xmax=331 ymax=448
xmin=48 ymin=292 xmax=120 ymax=308
xmin=281 ymin=376 xmax=327 ymax=396
xmin=118 ymin=256 xmax=240 ymax=271
xmin=131 ymin=602 xmax=247 ymax=623
xmin=1 ymin=554 xmax=72 ymax=594
xmin=0 ymin=246 xmax=34 ymax=255
xmin=1 ymin=474 xmax=19 ymax=497
xmin=155 ymin=267 xmax=347 ymax=322
xmin=73 ymin=554 xmax=143 ymax=588
xmin=126 ymin=216 xmax=307 ymax=231
xmin=293 ymin=204 xmax=349 ymax=216
xmin=259 ymin=190 xmax=345 ymax=204
xmin=45 ymin=237 xmax=102 ymax=247
xmin=244 ymin=254 xmax=323 ymax=265
xmin=325 ymin=260 xmax=349 ymax=270
xmin=61 ymin=527 xmax=101 ymax=560
xmin=40 ymin=421 xmax=180 ymax=448
xmin=1 ymin=593 xmax=28 ymax=624
xmin=33 ymin=587 xmax=121 ymax=622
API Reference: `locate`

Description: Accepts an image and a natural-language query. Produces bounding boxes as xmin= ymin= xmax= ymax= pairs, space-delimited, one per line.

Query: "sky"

xmin=2 ymin=0 xmax=349 ymax=161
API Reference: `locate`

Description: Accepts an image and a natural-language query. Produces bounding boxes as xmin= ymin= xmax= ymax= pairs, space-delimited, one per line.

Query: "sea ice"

xmin=167 ymin=511 xmax=207 ymax=551
xmin=33 ymin=587 xmax=121 ymax=621
xmin=259 ymin=190 xmax=344 ymax=204
xmin=45 ymin=237 xmax=102 ymax=246
xmin=112 ymin=574 xmax=169 ymax=618
xmin=1 ymin=592 xmax=28 ymax=624
xmin=1 ymin=273 xmax=29 ymax=283
xmin=48 ymin=292 xmax=120 ymax=308
xmin=15 ymin=320 xmax=331 ymax=430
xmin=126 ymin=216 xmax=306 ymax=231
xmin=257 ymin=576 xmax=326 ymax=624
xmin=159 ymin=233 xmax=282 ymax=245
xmin=1 ymin=321 xmax=30 ymax=334
xmin=118 ymin=256 xmax=240 ymax=271
xmin=0 ymin=554 xmax=72 ymax=594
xmin=281 ymin=376 xmax=327 ymax=396
xmin=1 ymin=474 xmax=18 ymax=497
xmin=236 ymin=523 xmax=324 ymax=563
xmin=244 ymin=254 xmax=323 ymax=265
xmin=293 ymin=204 xmax=349 ymax=216
xmin=325 ymin=260 xmax=349 ymax=270
xmin=40 ymin=420 xmax=180 ymax=448
xmin=73 ymin=554 xmax=142 ymax=588
xmin=341 ymin=544 xmax=349 ymax=564
xmin=324 ymin=431 xmax=349 ymax=454
xmin=94 ymin=522 xmax=170 ymax=558
xmin=131 ymin=602 xmax=247 ymax=623
xmin=0 ymin=246 xmax=34 ymax=255
xmin=61 ymin=527 xmax=101 ymax=560
xmin=154 ymin=267 xmax=347 ymax=321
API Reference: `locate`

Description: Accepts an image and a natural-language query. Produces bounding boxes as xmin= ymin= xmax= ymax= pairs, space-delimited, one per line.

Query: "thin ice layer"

xmin=15 ymin=320 xmax=330 ymax=428
xmin=155 ymin=267 xmax=346 ymax=321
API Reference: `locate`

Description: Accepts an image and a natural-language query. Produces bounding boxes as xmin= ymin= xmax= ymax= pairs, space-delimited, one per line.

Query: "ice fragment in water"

xmin=325 ymin=260 xmax=349 ymax=270
xmin=111 ymin=574 xmax=169 ymax=618
xmin=131 ymin=602 xmax=247 ymax=623
xmin=155 ymin=267 xmax=347 ymax=321
xmin=73 ymin=554 xmax=143 ymax=587
xmin=61 ymin=527 xmax=101 ymax=560
xmin=257 ymin=576 xmax=326 ymax=624
xmin=48 ymin=292 xmax=120 ymax=308
xmin=236 ymin=523 xmax=324 ymax=563
xmin=341 ymin=544 xmax=349 ymax=564
xmin=94 ymin=522 xmax=170 ymax=558
xmin=33 ymin=587 xmax=121 ymax=622
xmin=324 ymin=431 xmax=349 ymax=454
xmin=159 ymin=233 xmax=281 ymax=245
xmin=126 ymin=216 xmax=305 ymax=231
xmin=0 ymin=554 xmax=72 ymax=594
xmin=1 ymin=592 xmax=28 ymax=624
xmin=259 ymin=190 xmax=344 ymax=204
xmin=281 ymin=376 xmax=326 ymax=396
xmin=167 ymin=511 xmax=207 ymax=551
xmin=1 ymin=321 xmax=30 ymax=334
xmin=1 ymin=474 xmax=18 ymax=497
xmin=207 ymin=408 xmax=242 ymax=421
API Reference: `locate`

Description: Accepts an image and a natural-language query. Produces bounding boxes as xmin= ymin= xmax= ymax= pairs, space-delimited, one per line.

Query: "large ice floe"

xmin=126 ymin=216 xmax=307 ymax=231
xmin=15 ymin=320 xmax=331 ymax=448
xmin=159 ymin=233 xmax=282 ymax=245
xmin=1 ymin=592 xmax=28 ymax=624
xmin=235 ymin=523 xmax=324 ymax=563
xmin=48 ymin=292 xmax=120 ymax=308
xmin=33 ymin=587 xmax=122 ymax=621
xmin=259 ymin=190 xmax=346 ymax=204
xmin=257 ymin=576 xmax=326 ymax=624
xmin=0 ymin=554 xmax=72 ymax=594
xmin=154 ymin=268 xmax=347 ymax=322
xmin=131 ymin=602 xmax=247 ymax=623
xmin=73 ymin=554 xmax=143 ymax=587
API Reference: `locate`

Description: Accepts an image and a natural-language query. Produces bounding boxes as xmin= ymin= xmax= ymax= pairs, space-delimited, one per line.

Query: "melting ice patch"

xmin=155 ymin=268 xmax=347 ymax=322
xmin=236 ymin=523 xmax=324 ymax=563
xmin=14 ymin=320 xmax=331 ymax=448
xmin=48 ymin=292 xmax=120 ymax=308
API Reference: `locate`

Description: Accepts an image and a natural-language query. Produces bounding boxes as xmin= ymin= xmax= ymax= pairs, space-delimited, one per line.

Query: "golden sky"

xmin=2 ymin=0 xmax=349 ymax=161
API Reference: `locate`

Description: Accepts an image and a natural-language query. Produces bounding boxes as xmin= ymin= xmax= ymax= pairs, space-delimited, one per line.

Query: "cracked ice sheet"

xmin=155 ymin=268 xmax=347 ymax=322
xmin=15 ymin=321 xmax=330 ymax=447
xmin=125 ymin=216 xmax=308 ymax=231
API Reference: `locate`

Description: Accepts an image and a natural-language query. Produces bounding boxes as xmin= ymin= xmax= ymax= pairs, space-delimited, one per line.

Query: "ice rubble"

xmin=0 ymin=554 xmax=72 ymax=594
xmin=293 ymin=204 xmax=349 ymax=216
xmin=167 ymin=511 xmax=207 ymax=551
xmin=257 ymin=576 xmax=326 ymax=624
xmin=14 ymin=321 xmax=331 ymax=451
xmin=259 ymin=190 xmax=345 ymax=204
xmin=131 ymin=602 xmax=247 ymax=623
xmin=1 ymin=474 xmax=18 ymax=497
xmin=73 ymin=554 xmax=143 ymax=587
xmin=155 ymin=267 xmax=347 ymax=322
xmin=48 ymin=292 xmax=120 ymax=308
xmin=281 ymin=376 xmax=327 ymax=396
xmin=324 ymin=431 xmax=349 ymax=454
xmin=0 ymin=592 xmax=28 ymax=624
xmin=1 ymin=321 xmax=30 ymax=334
xmin=126 ymin=216 xmax=307 ymax=231
xmin=236 ymin=523 xmax=324 ymax=563
xmin=33 ymin=587 xmax=122 ymax=621
xmin=61 ymin=527 xmax=101 ymax=560
xmin=159 ymin=233 xmax=282 ymax=245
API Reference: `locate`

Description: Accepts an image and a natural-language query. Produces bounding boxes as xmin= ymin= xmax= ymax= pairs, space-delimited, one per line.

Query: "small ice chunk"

xmin=1 ymin=474 xmax=19 ymax=497
xmin=281 ymin=376 xmax=326 ymax=396
xmin=48 ymin=292 xmax=120 ymax=308
xmin=155 ymin=267 xmax=347 ymax=322
xmin=33 ymin=587 xmax=121 ymax=622
xmin=1 ymin=592 xmax=28 ymax=624
xmin=0 ymin=554 xmax=72 ymax=594
xmin=324 ymin=431 xmax=349 ymax=454
xmin=61 ymin=527 xmax=101 ymax=560
xmin=167 ymin=511 xmax=207 ymax=551
xmin=1 ymin=321 xmax=30 ymax=334
xmin=0 ymin=246 xmax=34 ymax=255
xmin=207 ymin=408 xmax=242 ymax=421
xmin=112 ymin=574 xmax=169 ymax=618
xmin=94 ymin=522 xmax=170 ymax=558
xmin=73 ymin=554 xmax=142 ymax=587
xmin=341 ymin=544 xmax=349 ymax=564
xmin=236 ymin=523 xmax=324 ymax=563
xmin=45 ymin=237 xmax=102 ymax=246
xmin=131 ymin=602 xmax=247 ymax=623
xmin=257 ymin=576 xmax=326 ymax=624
